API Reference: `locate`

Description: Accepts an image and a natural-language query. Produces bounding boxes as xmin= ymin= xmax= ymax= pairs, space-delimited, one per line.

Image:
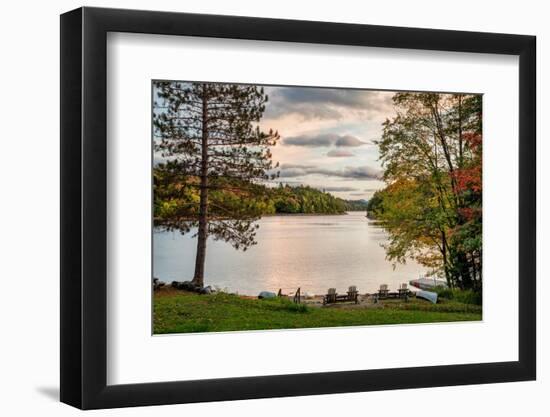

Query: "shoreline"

xmin=153 ymin=211 xmax=369 ymax=229
xmin=260 ymin=211 xmax=367 ymax=217
xmin=159 ymin=279 xmax=421 ymax=299
xmin=156 ymin=272 xmax=425 ymax=299
xmin=261 ymin=212 xmax=346 ymax=217
xmin=156 ymin=284 xmax=426 ymax=305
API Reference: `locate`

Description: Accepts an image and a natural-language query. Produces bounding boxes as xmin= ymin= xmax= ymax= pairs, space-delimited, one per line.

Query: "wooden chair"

xmin=378 ymin=284 xmax=389 ymax=299
xmin=323 ymin=288 xmax=337 ymax=305
xmin=398 ymin=283 xmax=409 ymax=298
xmin=323 ymin=287 xmax=359 ymax=305
xmin=347 ymin=286 xmax=359 ymax=304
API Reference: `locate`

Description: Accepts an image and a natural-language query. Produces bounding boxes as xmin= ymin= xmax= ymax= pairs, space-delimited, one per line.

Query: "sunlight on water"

xmin=153 ymin=212 xmax=427 ymax=295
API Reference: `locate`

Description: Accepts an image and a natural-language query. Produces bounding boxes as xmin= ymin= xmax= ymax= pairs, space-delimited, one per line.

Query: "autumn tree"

xmin=153 ymin=81 xmax=280 ymax=287
xmin=375 ymin=93 xmax=482 ymax=290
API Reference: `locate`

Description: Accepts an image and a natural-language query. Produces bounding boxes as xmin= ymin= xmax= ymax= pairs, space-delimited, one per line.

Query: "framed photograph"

xmin=60 ymin=6 xmax=536 ymax=409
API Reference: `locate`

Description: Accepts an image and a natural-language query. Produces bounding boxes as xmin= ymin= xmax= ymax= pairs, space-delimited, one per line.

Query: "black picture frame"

xmin=60 ymin=6 xmax=536 ymax=410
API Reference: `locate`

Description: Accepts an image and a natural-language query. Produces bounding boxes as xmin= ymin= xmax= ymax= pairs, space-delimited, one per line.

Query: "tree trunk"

xmin=441 ymin=230 xmax=452 ymax=288
xmin=470 ymin=252 xmax=479 ymax=289
xmin=192 ymin=88 xmax=209 ymax=287
xmin=457 ymin=252 xmax=473 ymax=289
xmin=458 ymin=95 xmax=463 ymax=168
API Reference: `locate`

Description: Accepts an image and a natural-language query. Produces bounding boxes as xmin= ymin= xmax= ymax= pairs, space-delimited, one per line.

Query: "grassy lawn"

xmin=153 ymin=290 xmax=482 ymax=334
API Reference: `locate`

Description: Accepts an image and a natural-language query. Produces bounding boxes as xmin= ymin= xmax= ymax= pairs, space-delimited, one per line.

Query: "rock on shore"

xmin=170 ymin=280 xmax=214 ymax=294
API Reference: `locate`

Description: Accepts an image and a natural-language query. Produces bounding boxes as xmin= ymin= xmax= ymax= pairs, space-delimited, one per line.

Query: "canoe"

xmin=258 ymin=291 xmax=277 ymax=299
xmin=409 ymin=277 xmax=448 ymax=290
xmin=416 ymin=290 xmax=438 ymax=304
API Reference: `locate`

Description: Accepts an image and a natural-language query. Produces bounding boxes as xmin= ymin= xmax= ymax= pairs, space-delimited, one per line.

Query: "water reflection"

xmin=153 ymin=212 xmax=426 ymax=295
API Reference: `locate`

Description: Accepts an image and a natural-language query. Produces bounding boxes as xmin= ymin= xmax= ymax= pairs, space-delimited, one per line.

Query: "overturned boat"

xmin=409 ymin=277 xmax=448 ymax=290
xmin=416 ymin=290 xmax=438 ymax=304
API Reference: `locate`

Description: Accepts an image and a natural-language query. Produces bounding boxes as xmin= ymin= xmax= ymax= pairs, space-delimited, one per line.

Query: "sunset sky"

xmin=259 ymin=86 xmax=395 ymax=200
xmin=154 ymin=83 xmax=398 ymax=200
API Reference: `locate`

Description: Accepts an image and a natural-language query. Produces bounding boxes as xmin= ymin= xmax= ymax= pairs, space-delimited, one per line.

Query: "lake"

xmin=153 ymin=211 xmax=427 ymax=296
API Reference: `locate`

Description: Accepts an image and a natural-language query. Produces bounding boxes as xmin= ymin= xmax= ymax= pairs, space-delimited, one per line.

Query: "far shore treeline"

xmin=154 ymin=175 xmax=368 ymax=218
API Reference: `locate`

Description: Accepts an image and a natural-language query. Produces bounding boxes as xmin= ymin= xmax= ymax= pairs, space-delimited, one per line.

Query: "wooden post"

xmin=293 ymin=287 xmax=301 ymax=304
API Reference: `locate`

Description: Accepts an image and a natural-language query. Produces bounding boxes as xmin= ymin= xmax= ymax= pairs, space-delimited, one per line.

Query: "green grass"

xmin=153 ymin=291 xmax=482 ymax=334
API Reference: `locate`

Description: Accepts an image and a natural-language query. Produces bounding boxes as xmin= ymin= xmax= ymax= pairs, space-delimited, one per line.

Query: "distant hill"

xmin=267 ymin=185 xmax=369 ymax=214
xmin=343 ymin=199 xmax=369 ymax=211
xmin=154 ymin=168 xmax=369 ymax=218
xmin=269 ymin=184 xmax=348 ymax=214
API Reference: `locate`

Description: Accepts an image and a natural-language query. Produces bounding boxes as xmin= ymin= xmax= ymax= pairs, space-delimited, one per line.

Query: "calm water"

xmin=153 ymin=211 xmax=427 ymax=296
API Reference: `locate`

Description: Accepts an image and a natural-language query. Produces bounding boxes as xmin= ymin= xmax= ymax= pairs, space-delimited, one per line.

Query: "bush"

xmin=262 ymin=297 xmax=309 ymax=313
xmin=453 ymin=289 xmax=482 ymax=306
xmin=432 ymin=286 xmax=482 ymax=305
xmin=432 ymin=286 xmax=453 ymax=299
xmin=283 ymin=301 xmax=309 ymax=313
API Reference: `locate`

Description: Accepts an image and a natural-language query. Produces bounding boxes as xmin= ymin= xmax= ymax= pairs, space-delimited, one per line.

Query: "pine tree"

xmin=153 ymin=81 xmax=279 ymax=287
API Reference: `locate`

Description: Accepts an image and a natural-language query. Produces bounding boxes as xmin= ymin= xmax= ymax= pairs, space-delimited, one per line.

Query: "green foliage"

xmin=374 ymin=93 xmax=483 ymax=290
xmin=269 ymin=184 xmax=348 ymax=214
xmin=431 ymin=286 xmax=482 ymax=306
xmin=366 ymin=191 xmax=384 ymax=217
xmin=154 ymin=170 xmax=271 ymax=249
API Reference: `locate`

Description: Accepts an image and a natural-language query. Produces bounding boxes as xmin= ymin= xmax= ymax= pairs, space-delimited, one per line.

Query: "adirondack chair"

xmin=323 ymin=287 xmax=359 ymax=305
xmin=323 ymin=288 xmax=337 ymax=305
xmin=378 ymin=284 xmax=389 ymax=299
xmin=347 ymin=285 xmax=359 ymax=304
xmin=398 ymin=283 xmax=409 ymax=300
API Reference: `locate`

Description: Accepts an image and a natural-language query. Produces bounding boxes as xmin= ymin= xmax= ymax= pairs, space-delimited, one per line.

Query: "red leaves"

xmin=453 ymin=165 xmax=482 ymax=193
xmin=452 ymin=132 xmax=482 ymax=194
xmin=463 ymin=132 xmax=482 ymax=151
xmin=458 ymin=206 xmax=481 ymax=221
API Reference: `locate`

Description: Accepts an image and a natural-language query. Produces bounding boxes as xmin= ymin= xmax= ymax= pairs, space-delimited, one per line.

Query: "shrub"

xmin=262 ymin=297 xmax=309 ymax=313
xmin=453 ymin=289 xmax=482 ymax=306
xmin=432 ymin=286 xmax=482 ymax=305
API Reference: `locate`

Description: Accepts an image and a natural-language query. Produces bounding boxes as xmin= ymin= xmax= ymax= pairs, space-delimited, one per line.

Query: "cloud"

xmin=264 ymin=86 xmax=394 ymax=121
xmin=332 ymin=166 xmax=381 ymax=179
xmin=278 ymin=165 xmax=381 ymax=180
xmin=278 ymin=168 xmax=309 ymax=177
xmin=335 ymin=135 xmax=365 ymax=147
xmin=275 ymin=163 xmax=313 ymax=177
xmin=283 ymin=133 xmax=365 ymax=148
xmin=280 ymin=163 xmax=314 ymax=169
xmin=326 ymin=149 xmax=355 ymax=157
xmin=284 ymin=133 xmax=336 ymax=147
